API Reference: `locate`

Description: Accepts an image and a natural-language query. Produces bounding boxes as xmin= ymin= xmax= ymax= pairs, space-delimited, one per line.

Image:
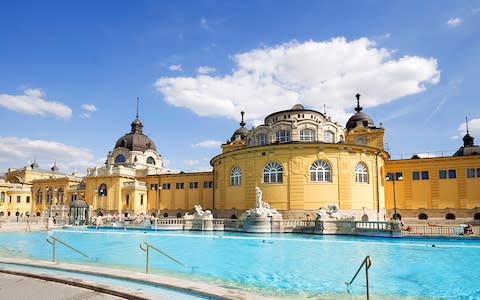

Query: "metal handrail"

xmin=139 ymin=241 xmax=188 ymax=274
xmin=345 ymin=256 xmax=372 ymax=299
xmin=46 ymin=235 xmax=90 ymax=262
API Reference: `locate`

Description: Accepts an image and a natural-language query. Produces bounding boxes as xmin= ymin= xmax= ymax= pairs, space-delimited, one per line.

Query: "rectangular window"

xmin=477 ymin=168 xmax=480 ymax=178
xmin=421 ymin=171 xmax=429 ymax=180
xmin=439 ymin=170 xmax=447 ymax=179
xmin=275 ymin=130 xmax=290 ymax=143
xmin=203 ymin=181 xmax=213 ymax=188
xmin=467 ymin=168 xmax=475 ymax=178
xmin=9 ymin=196 xmax=12 ymax=203
xmin=256 ymin=134 xmax=267 ymax=146
xmin=162 ymin=183 xmax=171 ymax=190
xmin=412 ymin=171 xmax=420 ymax=180
xmin=448 ymin=169 xmax=456 ymax=179
xmin=189 ymin=182 xmax=198 ymax=189
xmin=16 ymin=196 xmax=21 ymax=203
xmin=176 ymin=182 xmax=184 ymax=189
xmin=140 ymin=195 xmax=144 ymax=205
xmin=395 ymin=172 xmax=403 ymax=180
xmin=126 ymin=195 xmax=129 ymax=205
xmin=26 ymin=196 xmax=30 ymax=203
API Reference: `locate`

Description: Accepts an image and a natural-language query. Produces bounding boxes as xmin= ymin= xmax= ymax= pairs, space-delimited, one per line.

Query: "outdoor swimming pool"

xmin=0 ymin=228 xmax=479 ymax=299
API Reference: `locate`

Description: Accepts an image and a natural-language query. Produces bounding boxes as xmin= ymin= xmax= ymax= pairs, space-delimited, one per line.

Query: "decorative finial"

xmin=355 ymin=93 xmax=363 ymax=113
xmin=466 ymin=116 xmax=469 ymax=134
xmin=136 ymin=97 xmax=140 ymax=119
xmin=240 ymin=111 xmax=246 ymax=127
xmin=323 ymin=104 xmax=326 ymax=115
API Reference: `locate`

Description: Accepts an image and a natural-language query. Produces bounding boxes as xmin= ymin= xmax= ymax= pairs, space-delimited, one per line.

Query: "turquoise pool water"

xmin=0 ymin=228 xmax=479 ymax=299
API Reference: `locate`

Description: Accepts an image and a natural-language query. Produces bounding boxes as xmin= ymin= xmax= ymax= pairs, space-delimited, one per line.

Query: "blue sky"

xmin=0 ymin=1 xmax=479 ymax=175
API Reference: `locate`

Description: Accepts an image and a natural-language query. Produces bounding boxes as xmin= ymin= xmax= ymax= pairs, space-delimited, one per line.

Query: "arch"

xmin=474 ymin=213 xmax=480 ymax=220
xmin=163 ymin=212 xmax=169 ymax=218
xmin=418 ymin=213 xmax=428 ymax=220
xmin=310 ymin=160 xmax=332 ymax=182
xmin=98 ymin=183 xmax=107 ymax=196
xmin=230 ymin=166 xmax=241 ymax=186
xmin=361 ymin=214 xmax=369 ymax=221
xmin=231 ymin=214 xmax=238 ymax=219
xmin=256 ymin=133 xmax=267 ymax=146
xmin=263 ymin=162 xmax=283 ymax=183
xmin=446 ymin=213 xmax=456 ymax=220
xmin=355 ymin=162 xmax=369 ymax=183
xmin=392 ymin=213 xmax=402 ymax=220
xmin=115 ymin=154 xmax=126 ymax=163
xmin=146 ymin=156 xmax=156 ymax=165
xmin=300 ymin=129 xmax=315 ymax=141
xmin=323 ymin=130 xmax=335 ymax=143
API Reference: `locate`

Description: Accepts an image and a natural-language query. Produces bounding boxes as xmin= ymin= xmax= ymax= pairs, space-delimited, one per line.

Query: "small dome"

xmin=114 ymin=118 xmax=157 ymax=152
xmin=346 ymin=93 xmax=375 ymax=130
xmin=230 ymin=111 xmax=248 ymax=141
xmin=291 ymin=104 xmax=304 ymax=110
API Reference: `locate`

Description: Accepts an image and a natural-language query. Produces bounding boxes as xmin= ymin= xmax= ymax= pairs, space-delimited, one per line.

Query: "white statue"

xmin=255 ymin=186 xmax=263 ymax=208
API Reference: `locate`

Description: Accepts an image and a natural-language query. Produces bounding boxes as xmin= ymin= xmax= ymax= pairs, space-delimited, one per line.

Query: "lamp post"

xmin=385 ymin=172 xmax=403 ymax=220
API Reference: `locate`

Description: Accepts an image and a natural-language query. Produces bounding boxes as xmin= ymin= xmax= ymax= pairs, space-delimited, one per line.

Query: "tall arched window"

xmin=36 ymin=189 xmax=42 ymax=204
xmin=310 ymin=160 xmax=332 ymax=182
xmin=256 ymin=133 xmax=267 ymax=146
xmin=264 ymin=162 xmax=283 ymax=183
xmin=300 ymin=129 xmax=315 ymax=141
xmin=146 ymin=156 xmax=156 ymax=165
xmin=57 ymin=188 xmax=64 ymax=205
xmin=230 ymin=166 xmax=241 ymax=186
xmin=276 ymin=130 xmax=290 ymax=143
xmin=98 ymin=183 xmax=107 ymax=196
xmin=115 ymin=154 xmax=126 ymax=163
xmin=355 ymin=162 xmax=369 ymax=183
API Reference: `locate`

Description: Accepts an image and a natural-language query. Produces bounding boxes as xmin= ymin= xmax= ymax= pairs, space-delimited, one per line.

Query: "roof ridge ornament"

xmin=136 ymin=97 xmax=140 ymax=119
xmin=355 ymin=93 xmax=363 ymax=113
xmin=240 ymin=111 xmax=246 ymax=127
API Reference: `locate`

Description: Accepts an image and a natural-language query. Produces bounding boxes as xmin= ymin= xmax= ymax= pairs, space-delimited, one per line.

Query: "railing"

xmin=345 ymin=256 xmax=372 ymax=299
xmin=139 ymin=241 xmax=188 ymax=274
xmin=46 ymin=235 xmax=91 ymax=262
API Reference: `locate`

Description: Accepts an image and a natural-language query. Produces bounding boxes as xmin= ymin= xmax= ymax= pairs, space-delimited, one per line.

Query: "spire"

xmin=51 ymin=161 xmax=59 ymax=172
xmin=240 ymin=111 xmax=246 ymax=127
xmin=136 ymin=97 xmax=140 ymax=119
xmin=355 ymin=93 xmax=363 ymax=113
xmin=463 ymin=116 xmax=474 ymax=147
xmin=466 ymin=116 xmax=469 ymax=134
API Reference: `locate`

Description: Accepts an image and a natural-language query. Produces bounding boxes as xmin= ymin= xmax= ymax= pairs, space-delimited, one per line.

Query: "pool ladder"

xmin=139 ymin=242 xmax=188 ymax=274
xmin=46 ymin=236 xmax=91 ymax=263
xmin=345 ymin=256 xmax=372 ymax=299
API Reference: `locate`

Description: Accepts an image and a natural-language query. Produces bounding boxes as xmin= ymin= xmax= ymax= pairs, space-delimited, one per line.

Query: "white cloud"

xmin=81 ymin=104 xmax=97 ymax=112
xmin=457 ymin=118 xmax=480 ymax=139
xmin=191 ymin=140 xmax=223 ymax=148
xmin=197 ymin=66 xmax=216 ymax=74
xmin=446 ymin=17 xmax=462 ymax=27
xmin=0 ymin=136 xmax=98 ymax=175
xmin=169 ymin=64 xmax=183 ymax=72
xmin=0 ymin=88 xmax=72 ymax=119
xmin=155 ymin=37 xmax=440 ymax=126
xmin=183 ymin=159 xmax=199 ymax=166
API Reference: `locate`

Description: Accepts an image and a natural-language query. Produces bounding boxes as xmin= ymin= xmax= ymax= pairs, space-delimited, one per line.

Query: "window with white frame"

xmin=310 ymin=160 xmax=332 ymax=182
xmin=275 ymin=130 xmax=290 ymax=143
xmin=256 ymin=133 xmax=267 ymax=146
xmin=230 ymin=166 xmax=241 ymax=186
xmin=355 ymin=162 xmax=369 ymax=183
xmin=263 ymin=162 xmax=283 ymax=183
xmin=324 ymin=130 xmax=335 ymax=143
xmin=300 ymin=129 xmax=315 ymax=141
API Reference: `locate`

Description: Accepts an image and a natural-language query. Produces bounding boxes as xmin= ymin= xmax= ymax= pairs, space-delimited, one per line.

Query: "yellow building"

xmin=2 ymin=94 xmax=479 ymax=224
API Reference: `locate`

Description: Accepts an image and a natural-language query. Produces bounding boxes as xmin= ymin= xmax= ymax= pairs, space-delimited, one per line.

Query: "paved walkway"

xmin=0 ymin=272 xmax=125 ymax=300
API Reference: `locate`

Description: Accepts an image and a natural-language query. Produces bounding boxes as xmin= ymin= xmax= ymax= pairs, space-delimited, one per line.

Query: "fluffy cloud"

xmin=155 ymin=37 xmax=440 ymax=126
xmin=0 ymin=88 xmax=72 ymax=119
xmin=80 ymin=103 xmax=97 ymax=119
xmin=169 ymin=64 xmax=183 ymax=72
xmin=191 ymin=140 xmax=223 ymax=148
xmin=197 ymin=66 xmax=216 ymax=74
xmin=446 ymin=17 xmax=462 ymax=27
xmin=457 ymin=118 xmax=480 ymax=139
xmin=0 ymin=136 xmax=98 ymax=175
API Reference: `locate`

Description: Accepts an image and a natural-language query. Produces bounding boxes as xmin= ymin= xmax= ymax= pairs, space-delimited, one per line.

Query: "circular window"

xmin=361 ymin=214 xmax=369 ymax=221
xmin=146 ymin=156 xmax=156 ymax=165
xmin=446 ymin=213 xmax=456 ymax=220
xmin=231 ymin=214 xmax=238 ymax=219
xmin=115 ymin=154 xmax=126 ymax=163
xmin=419 ymin=213 xmax=428 ymax=220
xmin=163 ymin=212 xmax=169 ymax=218
xmin=176 ymin=212 xmax=182 ymax=218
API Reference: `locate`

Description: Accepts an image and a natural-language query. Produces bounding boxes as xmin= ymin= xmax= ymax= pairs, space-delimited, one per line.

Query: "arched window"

xmin=324 ymin=130 xmax=335 ymax=143
xmin=310 ymin=160 xmax=332 ymax=182
xmin=275 ymin=130 xmax=290 ymax=143
xmin=446 ymin=213 xmax=456 ymax=220
xmin=355 ymin=162 xmax=369 ymax=183
xmin=0 ymin=192 xmax=5 ymax=203
xmin=146 ymin=156 xmax=156 ymax=165
xmin=419 ymin=213 xmax=428 ymax=220
xmin=300 ymin=129 xmax=315 ymax=141
xmin=57 ymin=188 xmax=64 ymax=205
xmin=263 ymin=162 xmax=283 ymax=183
xmin=256 ymin=133 xmax=267 ymax=146
xmin=230 ymin=166 xmax=241 ymax=186
xmin=98 ymin=183 xmax=107 ymax=196
xmin=36 ymin=189 xmax=42 ymax=204
xmin=474 ymin=213 xmax=480 ymax=220
xmin=115 ymin=154 xmax=126 ymax=163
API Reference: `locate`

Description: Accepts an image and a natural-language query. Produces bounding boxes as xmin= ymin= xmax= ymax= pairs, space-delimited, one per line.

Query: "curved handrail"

xmin=345 ymin=256 xmax=372 ymax=299
xmin=46 ymin=236 xmax=90 ymax=262
xmin=139 ymin=241 xmax=188 ymax=273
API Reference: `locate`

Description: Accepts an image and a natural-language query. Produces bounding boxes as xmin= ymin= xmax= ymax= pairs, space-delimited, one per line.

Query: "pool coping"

xmin=0 ymin=257 xmax=285 ymax=300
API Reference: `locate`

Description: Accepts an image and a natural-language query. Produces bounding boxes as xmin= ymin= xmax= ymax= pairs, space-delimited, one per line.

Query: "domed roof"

xmin=346 ymin=94 xmax=375 ymax=130
xmin=230 ymin=111 xmax=248 ymax=141
xmin=291 ymin=104 xmax=305 ymax=110
xmin=114 ymin=118 xmax=157 ymax=152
